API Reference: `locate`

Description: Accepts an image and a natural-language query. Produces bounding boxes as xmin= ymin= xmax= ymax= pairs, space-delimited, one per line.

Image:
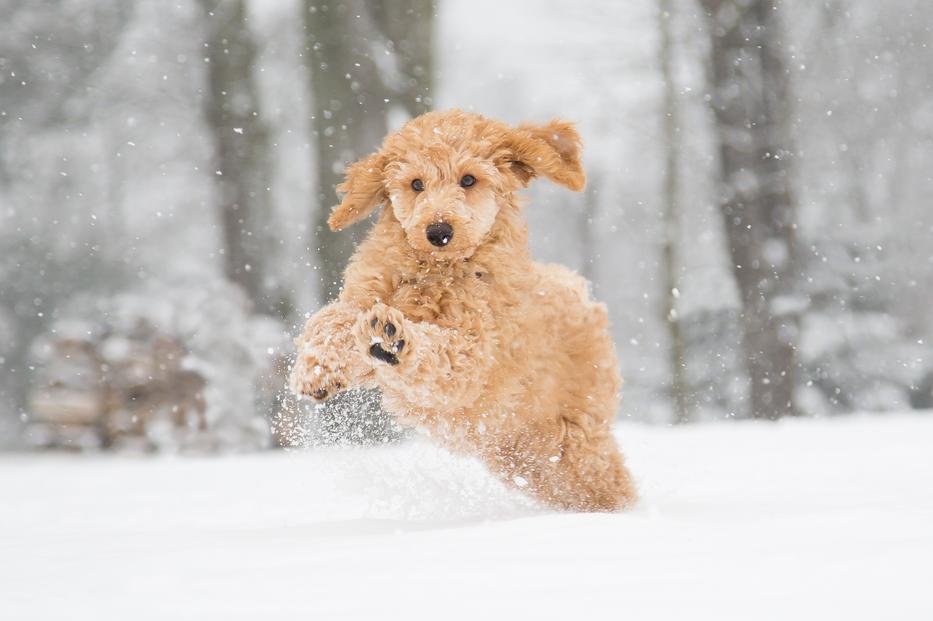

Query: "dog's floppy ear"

xmin=500 ymin=119 xmax=586 ymax=192
xmin=328 ymin=150 xmax=388 ymax=231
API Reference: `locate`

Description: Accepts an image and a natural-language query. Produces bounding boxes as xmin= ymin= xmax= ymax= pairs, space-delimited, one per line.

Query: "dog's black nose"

xmin=426 ymin=222 xmax=453 ymax=247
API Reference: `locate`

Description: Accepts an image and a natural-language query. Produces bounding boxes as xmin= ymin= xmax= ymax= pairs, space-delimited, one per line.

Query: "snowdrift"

xmin=2 ymin=414 xmax=930 ymax=620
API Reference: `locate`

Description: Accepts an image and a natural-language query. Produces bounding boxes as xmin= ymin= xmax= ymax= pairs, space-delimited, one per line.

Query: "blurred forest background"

xmin=1 ymin=0 xmax=931 ymax=452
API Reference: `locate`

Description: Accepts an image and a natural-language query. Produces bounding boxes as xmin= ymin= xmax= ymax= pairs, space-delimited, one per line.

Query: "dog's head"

xmin=327 ymin=110 xmax=585 ymax=259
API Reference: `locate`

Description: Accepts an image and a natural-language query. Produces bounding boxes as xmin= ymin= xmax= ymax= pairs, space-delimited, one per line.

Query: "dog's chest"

xmin=389 ymin=268 xmax=489 ymax=324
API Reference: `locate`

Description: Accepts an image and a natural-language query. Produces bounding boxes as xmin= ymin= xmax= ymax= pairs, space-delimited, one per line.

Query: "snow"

xmin=2 ymin=414 xmax=931 ymax=620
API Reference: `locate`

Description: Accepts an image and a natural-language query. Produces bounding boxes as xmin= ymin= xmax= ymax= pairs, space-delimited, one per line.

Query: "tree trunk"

xmin=297 ymin=1 xmax=435 ymax=446
xmin=200 ymin=0 xmax=288 ymax=318
xmin=701 ymin=0 xmax=800 ymax=419
xmin=579 ymin=172 xmax=600 ymax=284
xmin=370 ymin=0 xmax=435 ymax=118
xmin=658 ymin=0 xmax=691 ymax=424
xmin=304 ymin=0 xmax=435 ymax=303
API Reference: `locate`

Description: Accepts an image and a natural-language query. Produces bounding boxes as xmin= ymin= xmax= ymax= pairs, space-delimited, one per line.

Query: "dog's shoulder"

xmin=531 ymin=262 xmax=595 ymax=305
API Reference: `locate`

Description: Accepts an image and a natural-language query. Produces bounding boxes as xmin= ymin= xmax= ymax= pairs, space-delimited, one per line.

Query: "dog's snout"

xmin=426 ymin=222 xmax=453 ymax=247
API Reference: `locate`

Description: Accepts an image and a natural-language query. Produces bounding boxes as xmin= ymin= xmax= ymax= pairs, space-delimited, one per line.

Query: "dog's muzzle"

xmin=425 ymin=222 xmax=453 ymax=247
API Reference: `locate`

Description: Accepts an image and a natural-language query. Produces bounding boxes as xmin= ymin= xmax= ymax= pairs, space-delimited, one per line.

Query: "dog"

xmin=290 ymin=110 xmax=636 ymax=511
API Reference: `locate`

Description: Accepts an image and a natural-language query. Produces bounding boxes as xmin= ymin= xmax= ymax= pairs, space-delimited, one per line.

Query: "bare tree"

xmin=700 ymin=0 xmax=800 ymax=419
xmin=658 ymin=0 xmax=691 ymax=423
xmin=303 ymin=0 xmax=435 ymax=303
xmin=294 ymin=1 xmax=435 ymax=446
xmin=200 ymin=0 xmax=289 ymax=318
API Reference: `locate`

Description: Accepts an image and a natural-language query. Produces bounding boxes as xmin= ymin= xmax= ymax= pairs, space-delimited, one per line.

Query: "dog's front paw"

xmin=355 ymin=303 xmax=409 ymax=366
xmin=289 ymin=350 xmax=348 ymax=401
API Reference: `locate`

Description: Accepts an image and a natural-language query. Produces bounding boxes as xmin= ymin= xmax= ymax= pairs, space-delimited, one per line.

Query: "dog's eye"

xmin=460 ymin=174 xmax=476 ymax=188
xmin=411 ymin=179 xmax=424 ymax=192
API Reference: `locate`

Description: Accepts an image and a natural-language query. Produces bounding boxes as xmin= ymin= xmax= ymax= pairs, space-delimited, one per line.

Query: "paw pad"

xmin=365 ymin=311 xmax=406 ymax=366
xmin=369 ymin=342 xmax=401 ymax=365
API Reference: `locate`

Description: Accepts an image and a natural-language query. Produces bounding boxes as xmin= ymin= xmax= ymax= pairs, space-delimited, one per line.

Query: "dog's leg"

xmin=485 ymin=416 xmax=637 ymax=512
xmin=290 ymin=302 xmax=372 ymax=401
xmin=353 ymin=302 xmax=492 ymax=411
xmin=533 ymin=425 xmax=637 ymax=512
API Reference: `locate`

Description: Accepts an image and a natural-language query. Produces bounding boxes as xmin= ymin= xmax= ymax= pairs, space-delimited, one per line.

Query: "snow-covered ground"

xmin=2 ymin=414 xmax=931 ymax=620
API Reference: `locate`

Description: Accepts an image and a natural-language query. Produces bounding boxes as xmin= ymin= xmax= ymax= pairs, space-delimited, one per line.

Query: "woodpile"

xmin=27 ymin=319 xmax=206 ymax=450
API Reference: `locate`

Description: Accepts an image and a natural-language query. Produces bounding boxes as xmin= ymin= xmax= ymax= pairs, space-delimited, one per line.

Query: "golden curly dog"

xmin=290 ymin=110 xmax=636 ymax=511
